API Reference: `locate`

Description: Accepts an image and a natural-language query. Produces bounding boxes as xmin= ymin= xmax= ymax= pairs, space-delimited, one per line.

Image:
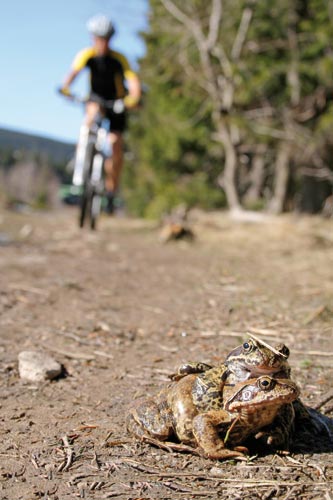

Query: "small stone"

xmin=18 ymin=351 xmax=62 ymax=382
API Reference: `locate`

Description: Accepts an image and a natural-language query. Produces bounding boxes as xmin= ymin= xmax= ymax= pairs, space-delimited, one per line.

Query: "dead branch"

xmin=160 ymin=0 xmax=220 ymax=102
xmin=231 ymin=7 xmax=254 ymax=61
xmin=300 ymin=167 xmax=333 ymax=183
xmin=206 ymin=0 xmax=223 ymax=50
xmin=160 ymin=0 xmax=193 ymax=30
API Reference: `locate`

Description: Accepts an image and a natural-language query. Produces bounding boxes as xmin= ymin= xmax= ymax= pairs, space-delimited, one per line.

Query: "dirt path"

xmin=1 ymin=208 xmax=333 ymax=499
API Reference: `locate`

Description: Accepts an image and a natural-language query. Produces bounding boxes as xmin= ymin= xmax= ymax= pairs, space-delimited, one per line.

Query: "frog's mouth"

xmin=246 ymin=365 xmax=286 ymax=375
xmin=227 ymin=391 xmax=298 ymax=411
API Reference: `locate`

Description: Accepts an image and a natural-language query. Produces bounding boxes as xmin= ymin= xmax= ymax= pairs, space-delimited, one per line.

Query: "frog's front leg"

xmin=126 ymin=395 xmax=174 ymax=441
xmin=170 ymin=361 xmax=213 ymax=381
xmin=192 ymin=410 xmax=246 ymax=459
xmin=254 ymin=403 xmax=295 ymax=450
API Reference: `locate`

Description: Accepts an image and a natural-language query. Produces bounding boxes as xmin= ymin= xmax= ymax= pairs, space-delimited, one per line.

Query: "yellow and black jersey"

xmin=72 ymin=47 xmax=136 ymax=100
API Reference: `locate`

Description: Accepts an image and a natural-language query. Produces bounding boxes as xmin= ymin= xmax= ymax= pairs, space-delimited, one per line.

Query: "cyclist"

xmin=60 ymin=14 xmax=141 ymax=213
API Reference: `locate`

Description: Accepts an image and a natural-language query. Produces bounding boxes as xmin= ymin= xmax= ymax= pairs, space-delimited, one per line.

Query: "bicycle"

xmin=58 ymin=90 xmax=125 ymax=230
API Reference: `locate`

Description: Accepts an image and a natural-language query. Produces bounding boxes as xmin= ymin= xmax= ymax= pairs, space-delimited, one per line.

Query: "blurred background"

xmin=1 ymin=0 xmax=333 ymax=219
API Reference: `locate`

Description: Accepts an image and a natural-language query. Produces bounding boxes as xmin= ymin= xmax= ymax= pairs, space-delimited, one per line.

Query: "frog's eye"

xmin=258 ymin=377 xmax=274 ymax=390
xmin=242 ymin=340 xmax=253 ymax=352
xmin=277 ymin=344 xmax=290 ymax=358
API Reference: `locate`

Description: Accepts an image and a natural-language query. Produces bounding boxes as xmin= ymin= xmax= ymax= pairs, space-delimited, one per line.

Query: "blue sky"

xmin=0 ymin=0 xmax=148 ymax=143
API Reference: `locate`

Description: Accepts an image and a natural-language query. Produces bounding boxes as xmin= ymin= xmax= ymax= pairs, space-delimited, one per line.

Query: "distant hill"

xmin=0 ymin=127 xmax=75 ymax=164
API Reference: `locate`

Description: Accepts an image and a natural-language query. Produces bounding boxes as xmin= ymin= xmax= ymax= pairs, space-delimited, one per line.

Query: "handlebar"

xmin=57 ymin=88 xmax=125 ymax=112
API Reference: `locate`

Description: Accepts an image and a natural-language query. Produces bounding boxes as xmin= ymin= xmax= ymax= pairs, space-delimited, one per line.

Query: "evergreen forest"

xmin=124 ymin=0 xmax=333 ymax=218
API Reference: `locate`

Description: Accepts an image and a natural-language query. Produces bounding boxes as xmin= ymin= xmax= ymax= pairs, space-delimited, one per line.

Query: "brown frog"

xmin=173 ymin=337 xmax=291 ymax=412
xmin=193 ymin=376 xmax=299 ymax=458
xmin=126 ymin=375 xmax=299 ymax=459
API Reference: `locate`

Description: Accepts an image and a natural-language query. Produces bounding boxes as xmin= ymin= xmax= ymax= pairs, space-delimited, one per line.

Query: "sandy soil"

xmin=0 ymin=207 xmax=332 ymax=499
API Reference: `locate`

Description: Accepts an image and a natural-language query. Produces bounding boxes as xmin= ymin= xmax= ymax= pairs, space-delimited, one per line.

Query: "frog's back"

xmin=192 ymin=365 xmax=227 ymax=411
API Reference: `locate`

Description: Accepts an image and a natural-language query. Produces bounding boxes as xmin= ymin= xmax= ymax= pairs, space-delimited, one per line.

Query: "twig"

xmin=303 ymin=305 xmax=329 ymax=325
xmin=91 ymin=450 xmax=101 ymax=470
xmin=74 ymin=424 xmax=99 ymax=431
xmin=282 ymin=485 xmax=301 ymax=500
xmin=163 ymin=480 xmax=213 ymax=495
xmin=248 ymin=333 xmax=288 ymax=358
xmin=308 ymin=462 xmax=328 ymax=480
xmin=57 ymin=435 xmax=74 ymax=472
xmin=323 ymin=403 xmax=333 ymax=414
xmin=93 ymin=350 xmax=114 ymax=359
xmin=57 ymin=331 xmax=91 ymax=346
xmin=8 ymin=284 xmax=47 ymax=295
xmin=89 ymin=481 xmax=104 ymax=491
xmin=121 ymin=460 xmax=333 ymax=487
xmin=45 ymin=345 xmax=95 ymax=361
xmin=247 ymin=327 xmax=280 ymax=337
xmin=313 ymin=391 xmax=333 ymax=410
xmin=142 ymin=435 xmax=199 ymax=454
xmin=31 ymin=453 xmax=40 ymax=470
xmin=293 ymin=350 xmax=333 ymax=357
xmin=224 ymin=416 xmax=240 ymax=444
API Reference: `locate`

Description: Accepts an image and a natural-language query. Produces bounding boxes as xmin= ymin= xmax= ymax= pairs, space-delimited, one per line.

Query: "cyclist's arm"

xmin=60 ymin=48 xmax=93 ymax=94
xmin=125 ymin=72 xmax=141 ymax=108
xmin=112 ymin=50 xmax=141 ymax=108
xmin=61 ymin=68 xmax=80 ymax=94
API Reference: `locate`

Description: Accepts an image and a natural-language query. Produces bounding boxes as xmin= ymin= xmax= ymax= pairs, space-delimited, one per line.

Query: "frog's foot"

xmin=199 ymin=445 xmax=246 ymax=460
xmin=254 ymin=428 xmax=290 ymax=450
xmin=170 ymin=362 xmax=213 ymax=381
xmin=233 ymin=445 xmax=249 ymax=454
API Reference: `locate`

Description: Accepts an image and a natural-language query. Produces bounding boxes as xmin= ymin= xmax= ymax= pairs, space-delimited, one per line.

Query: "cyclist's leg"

xmin=73 ymin=102 xmax=101 ymax=186
xmin=103 ymin=132 xmax=123 ymax=213
xmin=85 ymin=101 xmax=100 ymax=126
xmin=103 ymin=110 xmax=126 ymax=213
xmin=104 ymin=132 xmax=124 ymax=192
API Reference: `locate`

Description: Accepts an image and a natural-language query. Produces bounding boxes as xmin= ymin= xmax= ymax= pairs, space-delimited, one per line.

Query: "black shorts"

xmin=105 ymin=109 xmax=127 ymax=133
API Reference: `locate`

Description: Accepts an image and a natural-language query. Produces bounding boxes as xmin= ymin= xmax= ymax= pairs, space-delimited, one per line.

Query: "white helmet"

xmin=87 ymin=14 xmax=115 ymax=38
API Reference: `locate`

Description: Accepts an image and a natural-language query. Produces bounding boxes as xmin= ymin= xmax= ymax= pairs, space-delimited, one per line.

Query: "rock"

xmin=18 ymin=351 xmax=62 ymax=382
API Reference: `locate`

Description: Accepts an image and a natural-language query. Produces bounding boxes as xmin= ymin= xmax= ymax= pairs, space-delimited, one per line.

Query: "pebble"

xmin=0 ymin=232 xmax=12 ymax=246
xmin=18 ymin=351 xmax=62 ymax=382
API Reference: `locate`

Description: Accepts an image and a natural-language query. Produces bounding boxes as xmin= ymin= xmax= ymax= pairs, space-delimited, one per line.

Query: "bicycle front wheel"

xmin=90 ymin=192 xmax=102 ymax=230
xmin=88 ymin=152 xmax=104 ymax=230
xmin=79 ymin=185 xmax=92 ymax=228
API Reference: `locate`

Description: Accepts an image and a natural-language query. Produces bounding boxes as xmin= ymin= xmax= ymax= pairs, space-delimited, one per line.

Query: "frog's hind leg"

xmin=126 ymin=396 xmax=174 ymax=442
xmin=192 ymin=410 xmax=245 ymax=460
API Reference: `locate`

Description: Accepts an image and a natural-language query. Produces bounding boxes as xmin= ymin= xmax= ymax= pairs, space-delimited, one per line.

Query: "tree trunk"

xmin=268 ymin=142 xmax=291 ymax=214
xmin=215 ymin=118 xmax=241 ymax=210
xmin=243 ymin=145 xmax=267 ymax=205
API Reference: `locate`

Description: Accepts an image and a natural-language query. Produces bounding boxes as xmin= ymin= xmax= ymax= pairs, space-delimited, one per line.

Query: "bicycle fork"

xmin=91 ymin=127 xmax=107 ymax=190
xmin=73 ymin=125 xmax=94 ymax=187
